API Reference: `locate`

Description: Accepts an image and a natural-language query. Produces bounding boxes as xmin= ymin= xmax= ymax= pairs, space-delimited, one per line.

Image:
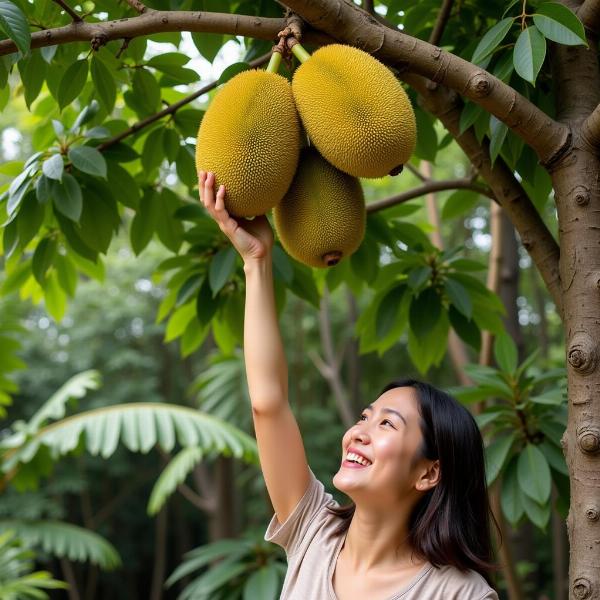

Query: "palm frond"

xmin=0 ymin=521 xmax=121 ymax=570
xmin=147 ymin=446 xmax=205 ymax=515
xmin=3 ymin=404 xmax=258 ymax=474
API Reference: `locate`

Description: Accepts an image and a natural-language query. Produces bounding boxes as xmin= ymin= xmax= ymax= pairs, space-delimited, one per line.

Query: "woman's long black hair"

xmin=328 ymin=379 xmax=500 ymax=586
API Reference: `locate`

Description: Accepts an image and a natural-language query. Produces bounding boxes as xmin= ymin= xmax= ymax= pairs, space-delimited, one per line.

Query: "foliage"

xmin=453 ymin=334 xmax=567 ymax=531
xmin=0 ymin=530 xmax=66 ymax=599
xmin=166 ymin=534 xmax=285 ymax=600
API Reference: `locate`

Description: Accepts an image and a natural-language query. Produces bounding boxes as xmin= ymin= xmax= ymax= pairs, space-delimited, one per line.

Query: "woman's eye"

xmin=382 ymin=419 xmax=394 ymax=427
xmin=358 ymin=414 xmax=367 ymax=422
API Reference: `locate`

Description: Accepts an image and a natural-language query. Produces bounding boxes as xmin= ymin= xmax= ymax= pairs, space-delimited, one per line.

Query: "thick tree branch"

xmin=428 ymin=0 xmax=454 ymax=46
xmin=581 ymin=102 xmax=600 ymax=147
xmin=0 ymin=11 xmax=329 ymax=56
xmin=97 ymin=52 xmax=271 ymax=152
xmin=406 ymin=73 xmax=563 ymax=314
xmin=578 ymin=0 xmax=600 ymax=35
xmin=367 ymin=178 xmax=493 ymax=213
xmin=51 ymin=0 xmax=82 ymax=22
xmin=281 ymin=0 xmax=571 ymax=166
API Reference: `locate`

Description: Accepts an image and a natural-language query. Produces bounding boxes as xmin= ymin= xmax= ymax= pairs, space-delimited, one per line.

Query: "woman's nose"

xmin=351 ymin=426 xmax=370 ymax=444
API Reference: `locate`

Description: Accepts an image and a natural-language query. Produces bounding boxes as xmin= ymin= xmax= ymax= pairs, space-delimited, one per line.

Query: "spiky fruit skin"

xmin=195 ymin=70 xmax=301 ymax=217
xmin=273 ymin=148 xmax=366 ymax=268
xmin=292 ymin=44 xmax=417 ymax=178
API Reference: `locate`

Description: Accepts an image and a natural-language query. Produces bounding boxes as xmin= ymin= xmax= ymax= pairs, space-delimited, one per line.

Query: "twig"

xmin=177 ymin=483 xmax=215 ymax=512
xmin=404 ymin=162 xmax=428 ymax=181
xmin=367 ymin=178 xmax=494 ymax=213
xmin=97 ymin=52 xmax=271 ymax=152
xmin=428 ymin=0 xmax=455 ymax=46
xmin=51 ymin=0 xmax=82 ymax=22
xmin=125 ymin=0 xmax=151 ymax=14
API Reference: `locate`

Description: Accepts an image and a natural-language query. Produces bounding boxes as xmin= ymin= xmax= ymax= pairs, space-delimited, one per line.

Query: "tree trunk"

xmin=149 ymin=505 xmax=168 ymax=600
xmin=551 ymin=139 xmax=600 ymax=600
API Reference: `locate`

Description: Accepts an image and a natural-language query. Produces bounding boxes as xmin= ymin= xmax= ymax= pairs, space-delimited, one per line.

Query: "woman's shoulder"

xmin=419 ymin=563 xmax=498 ymax=599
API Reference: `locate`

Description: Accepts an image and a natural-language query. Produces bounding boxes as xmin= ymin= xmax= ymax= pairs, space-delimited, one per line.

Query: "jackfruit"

xmin=273 ymin=147 xmax=366 ymax=268
xmin=291 ymin=43 xmax=416 ymax=178
xmin=195 ymin=69 xmax=301 ymax=217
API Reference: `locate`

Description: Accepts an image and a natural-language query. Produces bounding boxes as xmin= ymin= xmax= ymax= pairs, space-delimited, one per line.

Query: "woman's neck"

xmin=341 ymin=504 xmax=423 ymax=573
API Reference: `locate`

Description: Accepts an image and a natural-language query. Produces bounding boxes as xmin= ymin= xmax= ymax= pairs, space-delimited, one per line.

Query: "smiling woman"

xmin=199 ymin=172 xmax=499 ymax=600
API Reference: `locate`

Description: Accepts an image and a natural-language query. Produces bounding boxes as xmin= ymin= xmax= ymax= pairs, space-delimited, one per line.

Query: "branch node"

xmin=572 ymin=185 xmax=591 ymax=207
xmin=91 ymin=31 xmax=109 ymax=51
xmin=577 ymin=427 xmax=600 ymax=454
xmin=567 ymin=332 xmax=598 ymax=374
xmin=467 ymin=71 xmax=493 ymax=98
xmin=573 ymin=577 xmax=593 ymax=599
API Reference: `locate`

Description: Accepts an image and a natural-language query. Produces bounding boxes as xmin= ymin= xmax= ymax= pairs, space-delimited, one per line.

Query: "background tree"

xmin=0 ymin=0 xmax=592 ymax=598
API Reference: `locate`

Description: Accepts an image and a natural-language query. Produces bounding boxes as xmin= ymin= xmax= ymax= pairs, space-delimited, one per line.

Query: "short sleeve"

xmin=264 ymin=470 xmax=335 ymax=557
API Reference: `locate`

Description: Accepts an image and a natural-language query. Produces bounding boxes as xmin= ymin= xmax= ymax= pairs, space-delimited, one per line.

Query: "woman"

xmin=199 ymin=170 xmax=500 ymax=600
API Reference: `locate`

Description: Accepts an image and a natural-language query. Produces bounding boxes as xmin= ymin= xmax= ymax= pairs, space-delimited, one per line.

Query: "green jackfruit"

xmin=291 ymin=44 xmax=416 ymax=178
xmin=195 ymin=69 xmax=301 ymax=217
xmin=273 ymin=147 xmax=366 ymax=268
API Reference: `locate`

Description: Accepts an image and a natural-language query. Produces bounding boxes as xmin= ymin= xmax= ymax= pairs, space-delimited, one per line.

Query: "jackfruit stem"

xmin=267 ymin=52 xmax=282 ymax=73
xmin=323 ymin=251 xmax=342 ymax=266
xmin=290 ymin=42 xmax=311 ymax=64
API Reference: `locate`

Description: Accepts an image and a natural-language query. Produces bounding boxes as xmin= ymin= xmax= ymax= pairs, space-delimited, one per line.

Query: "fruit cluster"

xmin=195 ymin=43 xmax=417 ymax=268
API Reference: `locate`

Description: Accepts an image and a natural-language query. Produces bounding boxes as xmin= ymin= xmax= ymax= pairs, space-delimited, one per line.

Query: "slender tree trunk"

xmin=209 ymin=457 xmax=237 ymax=539
xmin=60 ymin=558 xmax=81 ymax=600
xmin=149 ymin=505 xmax=168 ymax=600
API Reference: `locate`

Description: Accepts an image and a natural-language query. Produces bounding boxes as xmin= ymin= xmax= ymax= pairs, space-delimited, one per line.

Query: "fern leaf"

xmin=0 ymin=521 xmax=121 ymax=570
xmin=147 ymin=446 xmax=204 ymax=515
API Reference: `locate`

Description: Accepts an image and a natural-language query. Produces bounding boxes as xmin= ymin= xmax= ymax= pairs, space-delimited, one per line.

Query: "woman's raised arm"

xmin=199 ymin=171 xmax=311 ymax=523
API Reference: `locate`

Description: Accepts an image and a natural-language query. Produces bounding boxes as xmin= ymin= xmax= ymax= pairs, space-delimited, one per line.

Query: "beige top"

xmin=265 ymin=472 xmax=499 ymax=600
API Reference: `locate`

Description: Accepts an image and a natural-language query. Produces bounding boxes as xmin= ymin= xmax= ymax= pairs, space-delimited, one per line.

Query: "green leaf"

xmin=459 ymin=101 xmax=485 ymax=135
xmin=407 ymin=266 xmax=431 ymax=291
xmin=44 ymin=270 xmax=67 ymax=321
xmin=407 ymin=311 xmax=449 ymax=373
xmin=142 ymin=127 xmax=165 ymax=173
xmin=132 ymin=68 xmax=161 ymax=115
xmin=106 ymin=161 xmax=140 ymax=210
xmin=32 ymin=238 xmax=57 ymax=284
xmin=472 ymin=17 xmax=514 ymax=64
xmin=489 ymin=115 xmax=509 ymax=165
xmin=513 ymin=26 xmax=546 ymax=84
xmin=71 ymin=100 xmax=100 ymax=131
xmin=50 ymin=174 xmax=82 ymax=222
xmin=18 ymin=49 xmax=45 ymax=109
xmin=78 ymin=187 xmax=118 ymax=254
xmin=533 ymin=3 xmax=587 ymax=46
xmin=521 ymin=490 xmax=551 ymax=530
xmin=376 ymin=285 xmax=406 ymax=339
xmin=176 ymin=144 xmax=197 ymax=188
xmin=196 ymin=277 xmax=220 ymax=327
xmin=57 ymin=59 xmax=89 ymax=111
xmin=448 ymin=306 xmax=480 ymax=350
xmin=209 ymin=246 xmax=237 ymax=296
xmin=217 ymin=61 xmax=252 ymax=85
xmin=192 ymin=32 xmax=224 ymax=62
xmin=0 ymin=0 xmax=31 ymax=55
xmin=494 ymin=332 xmax=518 ymax=374
xmin=409 ymin=287 xmax=441 ymax=337
xmin=0 ymin=520 xmax=121 ymax=570
xmin=68 ymin=146 xmax=107 ymax=178
xmin=16 ymin=191 xmax=44 ymax=248
xmin=444 ymin=277 xmax=472 ymax=319
xmin=163 ymin=128 xmax=180 ymax=163
xmin=272 ymin=245 xmax=293 ymax=283
xmin=130 ymin=189 xmax=160 ymax=255
xmin=42 ymin=154 xmax=64 ymax=181
xmin=243 ymin=566 xmax=280 ymax=600
xmin=54 ymin=253 xmax=77 ymax=297
xmin=517 ymin=443 xmax=552 ymax=504
xmin=173 ymin=109 xmax=204 ymax=138
xmin=501 ymin=456 xmax=524 ymax=525
xmin=414 ymin=107 xmax=437 ymax=162
xmin=485 ymin=432 xmax=516 ymax=485
xmin=441 ymin=190 xmax=479 ymax=220
xmin=539 ymin=440 xmax=568 ymax=475
xmin=147 ymin=447 xmax=204 ymax=515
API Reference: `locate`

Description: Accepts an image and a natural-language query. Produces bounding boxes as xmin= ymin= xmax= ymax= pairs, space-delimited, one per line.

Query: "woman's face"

xmin=333 ymin=387 xmax=436 ymax=506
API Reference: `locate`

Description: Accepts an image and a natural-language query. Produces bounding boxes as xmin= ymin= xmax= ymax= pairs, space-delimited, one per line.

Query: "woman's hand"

xmin=199 ymin=171 xmax=274 ymax=263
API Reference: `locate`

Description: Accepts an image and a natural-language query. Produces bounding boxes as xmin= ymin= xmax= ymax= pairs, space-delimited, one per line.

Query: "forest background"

xmin=0 ymin=0 xmax=592 ymax=598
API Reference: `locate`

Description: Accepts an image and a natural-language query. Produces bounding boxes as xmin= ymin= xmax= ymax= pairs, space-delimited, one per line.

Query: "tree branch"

xmin=578 ymin=0 xmax=600 ymax=35
xmin=366 ymin=178 xmax=493 ymax=213
xmin=428 ymin=0 xmax=454 ymax=46
xmin=582 ymin=102 xmax=600 ymax=148
xmin=0 ymin=10 xmax=330 ymax=56
xmin=405 ymin=73 xmax=563 ymax=314
xmin=281 ymin=0 xmax=571 ymax=166
xmin=51 ymin=0 xmax=82 ymax=22
xmin=97 ymin=52 xmax=271 ymax=152
xmin=177 ymin=483 xmax=216 ymax=512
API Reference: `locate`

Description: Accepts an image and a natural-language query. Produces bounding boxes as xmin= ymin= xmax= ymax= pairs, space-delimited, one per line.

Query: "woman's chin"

xmin=333 ymin=469 xmax=360 ymax=494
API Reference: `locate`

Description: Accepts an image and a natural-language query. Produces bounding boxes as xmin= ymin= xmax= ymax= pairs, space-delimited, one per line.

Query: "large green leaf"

xmin=50 ymin=173 xmax=82 ymax=221
xmin=0 ymin=1 xmax=30 ymax=55
xmin=501 ymin=456 xmax=524 ymax=525
xmin=513 ymin=26 xmax=546 ymax=84
xmin=533 ymin=3 xmax=587 ymax=46
xmin=2 ymin=403 xmax=258 ymax=473
xmin=90 ymin=56 xmax=116 ymax=113
xmin=471 ymin=17 xmax=514 ymax=64
xmin=147 ymin=446 xmax=205 ymax=515
xmin=517 ymin=443 xmax=552 ymax=504
xmin=0 ymin=520 xmax=121 ymax=570
xmin=485 ymin=432 xmax=516 ymax=485
xmin=57 ymin=59 xmax=89 ymax=111
xmin=68 ymin=146 xmax=107 ymax=179
xmin=243 ymin=566 xmax=280 ymax=600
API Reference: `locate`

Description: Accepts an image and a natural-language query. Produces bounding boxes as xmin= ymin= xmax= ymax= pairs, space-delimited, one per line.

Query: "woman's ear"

xmin=415 ymin=460 xmax=440 ymax=492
